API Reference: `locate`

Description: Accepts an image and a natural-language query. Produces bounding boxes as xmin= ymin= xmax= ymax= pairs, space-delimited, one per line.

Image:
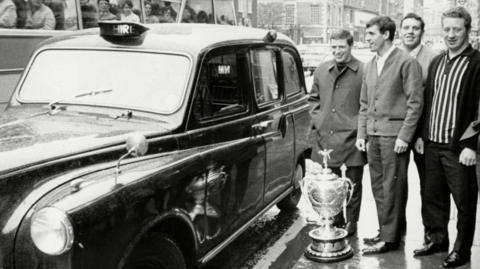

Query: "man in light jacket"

xmin=398 ymin=12 xmax=437 ymax=248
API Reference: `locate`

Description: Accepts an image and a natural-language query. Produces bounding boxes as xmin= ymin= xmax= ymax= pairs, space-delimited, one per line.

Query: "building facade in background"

xmin=235 ymin=0 xmax=258 ymax=27
xmin=423 ymin=0 xmax=479 ymax=44
xmin=256 ymin=0 xmax=479 ymax=45
xmin=344 ymin=0 xmax=378 ymax=43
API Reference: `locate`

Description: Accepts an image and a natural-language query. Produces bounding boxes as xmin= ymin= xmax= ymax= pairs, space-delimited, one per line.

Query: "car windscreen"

xmin=18 ymin=49 xmax=191 ymax=114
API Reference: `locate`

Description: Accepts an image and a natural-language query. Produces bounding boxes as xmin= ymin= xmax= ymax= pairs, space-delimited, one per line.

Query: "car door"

xmin=281 ymin=48 xmax=311 ymax=169
xmin=250 ymin=46 xmax=295 ymax=206
xmin=187 ymin=45 xmax=266 ymax=250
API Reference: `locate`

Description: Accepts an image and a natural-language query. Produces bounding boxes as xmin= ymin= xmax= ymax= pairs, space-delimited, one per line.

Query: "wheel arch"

xmin=119 ymin=209 xmax=198 ymax=269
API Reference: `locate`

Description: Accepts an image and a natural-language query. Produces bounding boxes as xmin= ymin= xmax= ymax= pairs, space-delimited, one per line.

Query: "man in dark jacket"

xmin=309 ymin=29 xmax=366 ymax=236
xmin=414 ymin=7 xmax=480 ymax=268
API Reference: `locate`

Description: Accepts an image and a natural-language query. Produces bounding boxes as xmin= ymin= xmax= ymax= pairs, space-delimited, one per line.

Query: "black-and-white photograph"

xmin=1 ymin=0 xmax=480 ymax=268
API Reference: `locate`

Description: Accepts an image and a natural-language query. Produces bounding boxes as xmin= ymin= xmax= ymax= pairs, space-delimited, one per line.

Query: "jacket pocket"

xmin=388 ymin=118 xmax=405 ymax=121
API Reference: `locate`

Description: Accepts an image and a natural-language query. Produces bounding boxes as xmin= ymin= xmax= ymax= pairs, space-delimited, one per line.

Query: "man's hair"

xmin=123 ymin=0 xmax=133 ymax=8
xmin=401 ymin=13 xmax=425 ymax=31
xmin=366 ymin=16 xmax=396 ymax=41
xmin=330 ymin=30 xmax=354 ymax=46
xmin=442 ymin=6 xmax=472 ymax=31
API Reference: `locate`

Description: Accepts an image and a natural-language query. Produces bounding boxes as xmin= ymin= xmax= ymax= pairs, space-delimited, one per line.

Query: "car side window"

xmin=193 ymin=49 xmax=248 ymax=121
xmin=281 ymin=50 xmax=301 ymax=96
xmin=251 ymin=49 xmax=279 ymax=105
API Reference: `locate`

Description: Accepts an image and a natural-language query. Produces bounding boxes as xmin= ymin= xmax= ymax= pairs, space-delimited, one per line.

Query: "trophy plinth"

xmin=305 ymin=225 xmax=353 ymax=262
xmin=303 ymin=151 xmax=354 ymax=263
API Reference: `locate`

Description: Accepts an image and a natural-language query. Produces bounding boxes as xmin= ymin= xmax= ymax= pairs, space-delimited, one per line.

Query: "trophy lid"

xmin=318 ymin=167 xmax=339 ymax=181
xmin=316 ymin=149 xmax=339 ymax=181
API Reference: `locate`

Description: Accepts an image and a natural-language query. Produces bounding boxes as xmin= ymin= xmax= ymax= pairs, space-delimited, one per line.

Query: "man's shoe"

xmin=442 ymin=251 xmax=469 ymax=268
xmin=363 ymin=234 xmax=381 ymax=245
xmin=345 ymin=222 xmax=357 ymax=236
xmin=362 ymin=241 xmax=399 ymax=255
xmin=413 ymin=241 xmax=449 ymax=257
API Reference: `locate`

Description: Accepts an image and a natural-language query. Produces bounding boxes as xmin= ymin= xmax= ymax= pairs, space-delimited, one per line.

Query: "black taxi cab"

xmin=0 ymin=22 xmax=311 ymax=269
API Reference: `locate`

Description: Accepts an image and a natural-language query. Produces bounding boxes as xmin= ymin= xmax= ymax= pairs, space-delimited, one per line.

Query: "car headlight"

xmin=30 ymin=207 xmax=74 ymax=255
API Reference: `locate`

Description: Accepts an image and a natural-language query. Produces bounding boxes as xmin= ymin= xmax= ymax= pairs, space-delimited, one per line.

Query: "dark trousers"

xmin=332 ymin=166 xmax=364 ymax=225
xmin=412 ymin=148 xmax=428 ymax=240
xmin=367 ymin=136 xmax=409 ymax=243
xmin=424 ymin=142 xmax=478 ymax=256
xmin=397 ymin=148 xmax=424 ymax=236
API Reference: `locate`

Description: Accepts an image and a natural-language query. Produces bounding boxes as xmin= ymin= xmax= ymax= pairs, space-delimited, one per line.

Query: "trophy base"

xmin=304 ymin=227 xmax=354 ymax=263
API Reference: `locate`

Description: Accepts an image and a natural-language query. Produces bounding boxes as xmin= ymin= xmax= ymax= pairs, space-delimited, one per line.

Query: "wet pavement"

xmin=205 ymin=155 xmax=480 ymax=269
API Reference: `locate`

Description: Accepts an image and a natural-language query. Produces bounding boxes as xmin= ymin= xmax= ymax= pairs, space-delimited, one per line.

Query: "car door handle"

xmin=278 ymin=115 xmax=288 ymax=138
xmin=253 ymin=120 xmax=273 ymax=133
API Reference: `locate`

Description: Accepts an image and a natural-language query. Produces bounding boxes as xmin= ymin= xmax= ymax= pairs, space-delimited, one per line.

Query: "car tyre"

xmin=124 ymin=234 xmax=187 ymax=269
xmin=277 ymin=163 xmax=304 ymax=211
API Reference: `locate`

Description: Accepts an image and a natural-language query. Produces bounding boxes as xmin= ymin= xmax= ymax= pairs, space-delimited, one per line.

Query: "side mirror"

xmin=114 ymin=133 xmax=149 ymax=186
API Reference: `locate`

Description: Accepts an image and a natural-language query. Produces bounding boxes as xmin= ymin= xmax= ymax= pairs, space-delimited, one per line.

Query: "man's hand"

xmin=394 ymin=138 xmax=408 ymax=153
xmin=414 ymin=138 xmax=424 ymax=154
xmin=459 ymin=148 xmax=476 ymax=166
xmin=356 ymin=139 xmax=366 ymax=152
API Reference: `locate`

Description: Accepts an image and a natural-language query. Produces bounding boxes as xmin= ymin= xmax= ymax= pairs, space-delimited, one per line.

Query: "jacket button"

xmin=332 ymin=108 xmax=336 ymax=113
xmin=330 ymin=130 xmax=334 ymax=135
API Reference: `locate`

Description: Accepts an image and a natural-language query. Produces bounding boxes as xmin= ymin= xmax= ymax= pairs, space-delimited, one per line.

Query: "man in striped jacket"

xmin=415 ymin=7 xmax=480 ymax=268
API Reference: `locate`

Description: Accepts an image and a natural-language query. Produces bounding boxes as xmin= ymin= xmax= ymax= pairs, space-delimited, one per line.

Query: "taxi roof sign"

xmin=98 ymin=21 xmax=149 ymax=45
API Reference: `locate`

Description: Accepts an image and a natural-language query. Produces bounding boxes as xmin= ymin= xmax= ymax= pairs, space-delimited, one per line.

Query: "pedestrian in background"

xmin=398 ymin=12 xmax=437 ymax=249
xmin=356 ymin=15 xmax=423 ymax=255
xmin=309 ymin=29 xmax=366 ymax=236
xmin=414 ymin=7 xmax=480 ymax=268
xmin=26 ymin=0 xmax=55 ymax=30
xmin=0 ymin=0 xmax=17 ymax=28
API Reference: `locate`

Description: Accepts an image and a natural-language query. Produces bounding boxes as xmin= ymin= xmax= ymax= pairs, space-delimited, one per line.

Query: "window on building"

xmin=214 ymin=0 xmax=235 ymax=25
xmin=284 ymin=4 xmax=294 ymax=25
xmin=311 ymin=4 xmax=320 ymax=24
xmin=10 ymin=0 xmax=79 ymax=30
xmin=144 ymin=0 xmax=181 ymax=24
xmin=182 ymin=0 xmax=214 ymax=23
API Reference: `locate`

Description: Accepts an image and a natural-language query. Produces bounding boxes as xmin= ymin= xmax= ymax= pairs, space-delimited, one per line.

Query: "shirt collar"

xmin=376 ymin=45 xmax=396 ymax=62
xmin=399 ymin=44 xmax=423 ymax=58
xmin=328 ymin=57 xmax=360 ymax=72
xmin=409 ymin=44 xmax=422 ymax=58
xmin=445 ymin=44 xmax=475 ymax=61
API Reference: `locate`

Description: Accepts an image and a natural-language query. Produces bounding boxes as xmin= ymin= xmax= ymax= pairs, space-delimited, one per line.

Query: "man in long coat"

xmin=309 ymin=29 xmax=366 ymax=236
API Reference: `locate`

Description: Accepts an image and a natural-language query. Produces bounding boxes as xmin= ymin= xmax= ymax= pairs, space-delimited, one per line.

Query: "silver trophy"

xmin=302 ymin=149 xmax=354 ymax=262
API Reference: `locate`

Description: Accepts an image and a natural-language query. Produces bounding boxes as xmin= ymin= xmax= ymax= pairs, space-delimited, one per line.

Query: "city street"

xmin=205 ymin=155 xmax=480 ymax=269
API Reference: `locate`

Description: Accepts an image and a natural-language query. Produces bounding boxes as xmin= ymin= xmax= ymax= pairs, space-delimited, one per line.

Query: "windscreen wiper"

xmin=48 ymin=89 xmax=113 ymax=112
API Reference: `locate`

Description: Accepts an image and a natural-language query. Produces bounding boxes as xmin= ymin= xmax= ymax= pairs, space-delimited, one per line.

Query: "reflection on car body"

xmin=0 ymin=22 xmax=311 ymax=269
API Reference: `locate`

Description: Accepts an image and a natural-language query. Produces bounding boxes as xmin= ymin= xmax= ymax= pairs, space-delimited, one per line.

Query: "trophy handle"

xmin=343 ymin=177 xmax=355 ymax=205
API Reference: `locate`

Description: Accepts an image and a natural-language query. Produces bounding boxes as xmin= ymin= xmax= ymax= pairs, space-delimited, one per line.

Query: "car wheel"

xmin=124 ymin=234 xmax=186 ymax=269
xmin=277 ymin=163 xmax=304 ymax=211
